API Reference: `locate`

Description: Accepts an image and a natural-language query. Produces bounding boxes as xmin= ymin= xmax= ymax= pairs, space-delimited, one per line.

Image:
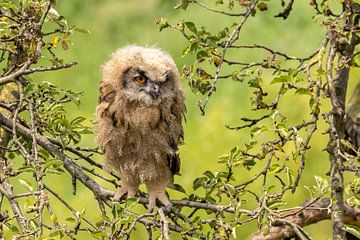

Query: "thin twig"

xmin=191 ymin=0 xmax=245 ymax=16
xmin=200 ymin=0 xmax=259 ymax=115
xmin=0 ymin=62 xmax=77 ymax=86
xmin=158 ymin=208 xmax=170 ymax=240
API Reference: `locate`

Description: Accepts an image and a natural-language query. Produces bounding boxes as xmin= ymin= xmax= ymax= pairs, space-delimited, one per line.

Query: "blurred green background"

xmin=24 ymin=0 xmax=359 ymax=239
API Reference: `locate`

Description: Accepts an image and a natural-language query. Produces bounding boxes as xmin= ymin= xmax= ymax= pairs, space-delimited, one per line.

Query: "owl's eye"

xmin=134 ymin=76 xmax=146 ymax=85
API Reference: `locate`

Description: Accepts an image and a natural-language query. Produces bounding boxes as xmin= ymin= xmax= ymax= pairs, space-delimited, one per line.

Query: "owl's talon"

xmin=146 ymin=184 xmax=172 ymax=210
xmin=113 ymin=190 xmax=127 ymax=202
xmin=164 ymin=204 xmax=173 ymax=213
xmin=113 ymin=185 xmax=139 ymax=202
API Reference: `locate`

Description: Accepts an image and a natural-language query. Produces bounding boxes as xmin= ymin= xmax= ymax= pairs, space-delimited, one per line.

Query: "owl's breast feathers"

xmin=97 ymin=87 xmax=185 ymax=178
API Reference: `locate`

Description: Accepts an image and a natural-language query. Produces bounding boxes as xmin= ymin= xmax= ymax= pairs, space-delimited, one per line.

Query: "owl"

xmin=96 ymin=45 xmax=185 ymax=210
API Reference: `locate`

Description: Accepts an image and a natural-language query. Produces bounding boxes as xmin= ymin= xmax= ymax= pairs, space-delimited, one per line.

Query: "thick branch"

xmin=346 ymin=82 xmax=360 ymax=150
xmin=251 ymin=198 xmax=360 ymax=240
xmin=326 ymin=10 xmax=360 ymax=237
xmin=0 ymin=183 xmax=27 ymax=233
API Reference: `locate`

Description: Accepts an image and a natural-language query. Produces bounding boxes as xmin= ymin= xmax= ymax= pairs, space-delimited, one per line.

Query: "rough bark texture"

xmin=346 ymin=83 xmax=360 ymax=150
xmin=327 ymin=3 xmax=360 ymax=238
xmin=251 ymin=198 xmax=360 ymax=240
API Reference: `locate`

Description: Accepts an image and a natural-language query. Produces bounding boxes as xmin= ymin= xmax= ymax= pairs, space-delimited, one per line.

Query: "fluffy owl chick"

xmin=96 ymin=45 xmax=185 ymax=210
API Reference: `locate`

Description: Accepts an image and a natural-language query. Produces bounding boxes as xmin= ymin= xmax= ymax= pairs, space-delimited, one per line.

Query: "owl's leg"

xmin=145 ymin=180 xmax=172 ymax=211
xmin=114 ymin=180 xmax=139 ymax=202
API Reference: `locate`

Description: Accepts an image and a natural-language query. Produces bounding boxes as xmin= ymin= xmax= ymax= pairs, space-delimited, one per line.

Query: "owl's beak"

xmin=146 ymin=82 xmax=160 ymax=99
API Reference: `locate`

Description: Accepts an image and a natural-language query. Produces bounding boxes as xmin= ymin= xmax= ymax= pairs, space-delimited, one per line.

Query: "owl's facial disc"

xmin=133 ymin=74 xmax=160 ymax=99
xmin=123 ymin=68 xmax=163 ymax=100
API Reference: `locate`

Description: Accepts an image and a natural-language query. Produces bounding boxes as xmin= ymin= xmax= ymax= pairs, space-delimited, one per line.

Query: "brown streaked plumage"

xmin=96 ymin=45 xmax=185 ymax=209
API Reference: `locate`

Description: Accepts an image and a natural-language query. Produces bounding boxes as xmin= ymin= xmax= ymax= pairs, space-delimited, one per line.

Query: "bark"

xmin=250 ymin=198 xmax=360 ymax=240
xmin=346 ymin=83 xmax=360 ymax=150
xmin=326 ymin=4 xmax=360 ymax=238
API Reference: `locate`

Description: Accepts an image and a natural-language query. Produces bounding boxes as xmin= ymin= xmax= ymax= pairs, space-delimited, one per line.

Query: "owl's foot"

xmin=146 ymin=182 xmax=172 ymax=212
xmin=113 ymin=184 xmax=139 ymax=202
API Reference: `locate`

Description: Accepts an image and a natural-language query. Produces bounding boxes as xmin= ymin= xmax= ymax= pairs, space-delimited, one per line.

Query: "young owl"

xmin=96 ymin=45 xmax=185 ymax=210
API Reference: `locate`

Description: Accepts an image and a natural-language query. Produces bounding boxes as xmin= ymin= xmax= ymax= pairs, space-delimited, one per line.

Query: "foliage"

xmin=0 ymin=0 xmax=359 ymax=240
xmin=155 ymin=0 xmax=360 ymax=239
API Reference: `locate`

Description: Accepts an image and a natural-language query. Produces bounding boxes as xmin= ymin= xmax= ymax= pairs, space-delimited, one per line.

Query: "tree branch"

xmin=251 ymin=198 xmax=360 ymax=240
xmin=0 ymin=112 xmax=114 ymax=203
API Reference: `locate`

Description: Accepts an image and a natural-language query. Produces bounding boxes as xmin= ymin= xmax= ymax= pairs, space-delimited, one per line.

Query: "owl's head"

xmin=101 ymin=45 xmax=182 ymax=105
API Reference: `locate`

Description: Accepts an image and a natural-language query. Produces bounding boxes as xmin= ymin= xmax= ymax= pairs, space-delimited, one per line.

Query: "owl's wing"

xmin=98 ymin=83 xmax=116 ymax=106
xmin=98 ymin=83 xmax=120 ymax=127
xmin=171 ymin=92 xmax=186 ymax=126
xmin=167 ymin=152 xmax=180 ymax=176
xmin=167 ymin=92 xmax=186 ymax=176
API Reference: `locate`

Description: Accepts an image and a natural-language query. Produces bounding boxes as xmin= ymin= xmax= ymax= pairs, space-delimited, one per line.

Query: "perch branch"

xmin=251 ymin=198 xmax=360 ymax=240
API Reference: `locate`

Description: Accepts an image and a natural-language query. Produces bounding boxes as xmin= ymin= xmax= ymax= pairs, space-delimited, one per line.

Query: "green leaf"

xmin=243 ymin=159 xmax=256 ymax=169
xmin=173 ymin=183 xmax=187 ymax=194
xmin=257 ymin=2 xmax=268 ymax=11
xmin=286 ymin=167 xmax=294 ymax=185
xmin=224 ymin=184 xmax=235 ymax=196
xmin=70 ymin=117 xmax=85 ymax=125
xmin=45 ymin=168 xmax=65 ymax=175
xmin=65 ymin=217 xmax=76 ymax=223
xmin=309 ymin=97 xmax=320 ymax=116
xmin=271 ymin=75 xmax=290 ymax=84
xmin=248 ymin=77 xmax=263 ymax=88
xmin=230 ymin=146 xmax=238 ymax=155
xmin=193 ymin=177 xmax=205 ymax=190
xmin=269 ymin=164 xmax=282 ymax=174
xmin=0 ymin=3 xmax=17 ymax=9
xmin=250 ymin=126 xmax=268 ymax=137
xmin=184 ymin=21 xmax=197 ymax=33
xmin=24 ymin=83 xmax=35 ymax=96
xmin=175 ymin=0 xmax=189 ymax=10
xmin=124 ymin=197 xmax=138 ymax=209
xmin=74 ymin=27 xmax=91 ymax=34
xmin=59 ymin=230 xmax=65 ymax=239
xmin=205 ymin=195 xmax=216 ymax=204
xmin=203 ymin=170 xmax=215 ymax=179
xmin=5 ymin=223 xmax=19 ymax=233
xmin=196 ymin=50 xmax=210 ymax=60
xmin=43 ymin=159 xmax=63 ymax=170
xmin=8 ymin=152 xmax=15 ymax=159
xmin=344 ymin=225 xmax=360 ymax=238
xmin=295 ymin=88 xmax=312 ymax=95
xmin=312 ymin=175 xmax=330 ymax=195
xmin=18 ymin=179 xmax=33 ymax=192
xmin=276 ymin=123 xmax=289 ymax=137
xmin=316 ymin=69 xmax=326 ymax=77
xmin=182 ymin=42 xmax=199 ymax=57
xmin=189 ymin=42 xmax=199 ymax=54
xmin=91 ymin=231 xmax=107 ymax=238
xmin=193 ymin=216 xmax=200 ymax=223
xmin=289 ymin=69 xmax=299 ymax=78
xmin=17 ymin=165 xmax=35 ymax=173
xmin=267 ymin=199 xmax=285 ymax=209
xmin=205 ymin=36 xmax=218 ymax=47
